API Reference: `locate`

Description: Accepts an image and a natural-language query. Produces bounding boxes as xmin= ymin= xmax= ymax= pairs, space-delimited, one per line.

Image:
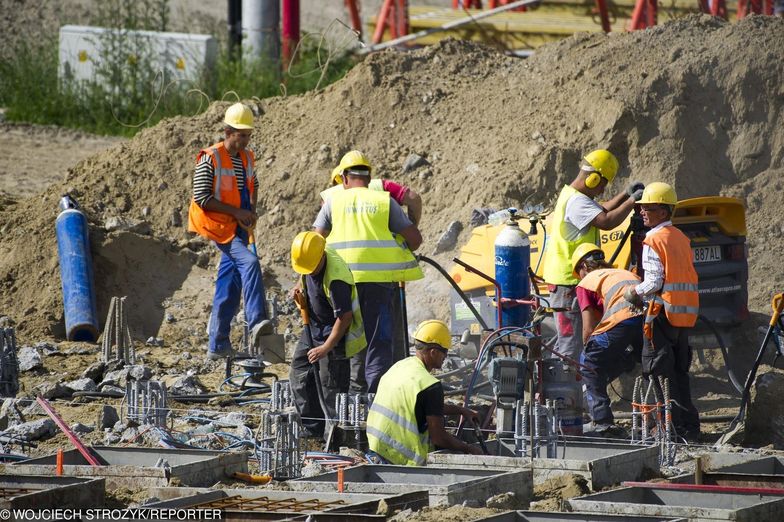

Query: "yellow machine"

xmin=448 ymin=197 xmax=748 ymax=341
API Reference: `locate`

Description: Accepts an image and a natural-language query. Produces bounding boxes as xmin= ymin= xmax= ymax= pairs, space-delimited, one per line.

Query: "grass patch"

xmin=0 ymin=1 xmax=357 ymax=136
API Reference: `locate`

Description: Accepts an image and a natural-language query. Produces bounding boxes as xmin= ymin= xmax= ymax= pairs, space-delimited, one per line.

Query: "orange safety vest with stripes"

xmin=577 ymin=268 xmax=643 ymax=336
xmin=187 ymin=142 xmax=256 ymax=244
xmin=643 ymin=226 xmax=699 ymax=331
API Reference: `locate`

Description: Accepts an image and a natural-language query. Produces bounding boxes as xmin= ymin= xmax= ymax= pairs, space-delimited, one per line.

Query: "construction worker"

xmin=543 ymin=149 xmax=644 ymax=362
xmin=321 ymin=155 xmax=423 ymax=225
xmin=313 ymin=150 xmax=424 ymax=394
xmin=188 ymin=102 xmax=272 ymax=360
xmin=571 ymin=243 xmax=644 ymax=433
xmin=366 ymin=320 xmax=482 ymax=465
xmin=289 ymin=232 xmax=366 ymax=438
xmin=322 ymin=152 xmax=424 ymax=365
xmin=623 ymin=182 xmax=700 ymax=440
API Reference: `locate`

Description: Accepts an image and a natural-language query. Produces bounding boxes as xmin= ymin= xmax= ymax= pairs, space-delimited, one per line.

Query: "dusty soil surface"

xmin=1 ymin=11 xmax=784 ymax=514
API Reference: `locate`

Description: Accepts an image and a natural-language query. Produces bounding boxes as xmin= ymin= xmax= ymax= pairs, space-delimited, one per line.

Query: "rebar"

xmin=101 ymin=296 xmax=135 ymax=364
xmin=514 ymin=400 xmax=527 ymax=457
xmin=0 ymin=329 xmax=19 ymax=398
xmin=271 ymin=380 xmax=294 ymax=411
xmin=257 ymin=409 xmax=302 ymax=479
xmin=546 ymin=399 xmax=558 ymax=459
xmin=126 ymin=379 xmax=168 ymax=426
xmin=631 ymin=376 xmax=642 ymax=443
xmin=660 ymin=376 xmax=675 ymax=466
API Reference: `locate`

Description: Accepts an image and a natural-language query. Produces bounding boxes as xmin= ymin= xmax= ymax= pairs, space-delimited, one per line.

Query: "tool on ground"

xmin=717 ymin=292 xmax=784 ymax=446
xmin=293 ymin=288 xmax=334 ymax=447
xmin=36 ymin=396 xmax=101 ymax=467
xmin=232 ymin=471 xmax=272 ymax=484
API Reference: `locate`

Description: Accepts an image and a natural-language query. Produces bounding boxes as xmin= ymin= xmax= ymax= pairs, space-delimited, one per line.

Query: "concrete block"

xmin=147 ymin=486 xmax=428 ymax=518
xmin=428 ymin=439 xmax=659 ymax=490
xmin=0 ymin=474 xmax=104 ymax=510
xmin=478 ymin=511 xmax=685 ymax=521
xmin=288 ymin=464 xmax=532 ymax=507
xmin=9 ymin=446 xmax=248 ymax=489
xmin=671 ymin=454 xmax=784 ymax=489
xmin=568 ymin=484 xmax=784 ymax=521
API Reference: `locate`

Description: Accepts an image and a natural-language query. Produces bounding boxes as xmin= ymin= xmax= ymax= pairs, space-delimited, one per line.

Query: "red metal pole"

xmin=595 ymin=0 xmax=612 ymax=32
xmin=37 ymin=396 xmax=102 ymax=467
xmin=345 ymin=0 xmax=363 ymax=38
xmin=397 ymin=0 xmax=410 ymax=37
xmin=281 ymin=0 xmax=300 ymax=67
xmin=373 ymin=0 xmax=395 ymax=44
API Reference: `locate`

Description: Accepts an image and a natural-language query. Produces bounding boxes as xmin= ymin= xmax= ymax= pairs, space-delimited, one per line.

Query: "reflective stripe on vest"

xmin=320 ymin=178 xmax=384 ymax=203
xmin=320 ymin=247 xmax=367 ymax=358
xmin=578 ymin=268 xmax=642 ymax=335
xmin=543 ymin=185 xmax=600 ymax=285
xmin=643 ymin=226 xmax=699 ymax=327
xmin=366 ymin=356 xmax=438 ymax=466
xmin=187 ymin=142 xmax=256 ymax=244
xmin=327 ymin=188 xmax=423 ymax=283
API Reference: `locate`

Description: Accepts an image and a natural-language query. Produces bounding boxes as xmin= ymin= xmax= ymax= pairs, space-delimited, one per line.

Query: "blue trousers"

xmin=208 ymin=234 xmax=267 ymax=353
xmin=353 ymin=282 xmax=395 ymax=394
xmin=580 ymin=316 xmax=643 ymax=424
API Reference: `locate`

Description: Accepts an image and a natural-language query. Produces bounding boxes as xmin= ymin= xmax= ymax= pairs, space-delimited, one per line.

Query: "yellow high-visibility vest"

xmin=320 ymin=178 xmax=384 ymax=203
xmin=367 ymin=356 xmax=438 ymax=466
xmin=327 ymin=188 xmax=423 ymax=283
xmin=543 ymin=185 xmax=599 ymax=285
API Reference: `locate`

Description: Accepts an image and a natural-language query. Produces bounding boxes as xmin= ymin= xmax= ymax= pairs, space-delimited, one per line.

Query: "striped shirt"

xmin=192 ymin=152 xmax=260 ymax=207
xmin=634 ymin=221 xmax=670 ymax=298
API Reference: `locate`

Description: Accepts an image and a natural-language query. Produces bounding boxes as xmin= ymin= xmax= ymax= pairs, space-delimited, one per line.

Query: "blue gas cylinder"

xmin=494 ymin=209 xmax=530 ymax=328
xmin=55 ymin=195 xmax=99 ymax=342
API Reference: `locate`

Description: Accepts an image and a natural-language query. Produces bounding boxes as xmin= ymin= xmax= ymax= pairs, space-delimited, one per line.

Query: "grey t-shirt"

xmin=562 ymin=192 xmax=603 ymax=241
xmin=312 ymin=194 xmax=413 ymax=233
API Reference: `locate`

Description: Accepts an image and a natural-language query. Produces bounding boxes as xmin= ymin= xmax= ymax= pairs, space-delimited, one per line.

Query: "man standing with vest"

xmin=572 ymin=244 xmax=644 ymax=433
xmin=543 ymin=149 xmax=644 ymax=362
xmin=188 ymin=103 xmax=272 ymax=360
xmin=623 ymin=182 xmax=700 ymax=440
xmin=289 ymin=232 xmax=366 ymax=438
xmin=367 ymin=320 xmax=482 ymax=465
xmin=313 ymin=150 xmax=423 ymax=393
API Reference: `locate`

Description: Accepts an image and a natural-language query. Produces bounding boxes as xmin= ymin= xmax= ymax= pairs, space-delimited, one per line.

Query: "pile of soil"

xmin=1 ymin=14 xmax=783 ymax=346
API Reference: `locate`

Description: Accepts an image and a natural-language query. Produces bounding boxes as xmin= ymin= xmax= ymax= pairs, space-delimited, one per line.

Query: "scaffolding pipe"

xmin=364 ymin=0 xmax=542 ymax=53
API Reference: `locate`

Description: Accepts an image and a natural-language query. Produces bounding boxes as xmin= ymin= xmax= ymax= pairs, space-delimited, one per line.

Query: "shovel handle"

xmin=294 ymin=289 xmax=310 ymax=325
xmin=772 ymin=293 xmax=784 ymax=326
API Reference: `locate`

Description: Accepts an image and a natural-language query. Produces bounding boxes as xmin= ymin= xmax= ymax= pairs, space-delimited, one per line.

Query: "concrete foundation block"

xmin=5 ymin=446 xmax=248 ymax=489
xmin=287 ymin=464 xmax=532 ymax=507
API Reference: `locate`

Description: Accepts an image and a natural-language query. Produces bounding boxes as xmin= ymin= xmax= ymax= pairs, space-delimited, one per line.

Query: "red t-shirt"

xmin=576 ymin=286 xmax=603 ymax=313
xmin=381 ymin=179 xmax=408 ymax=205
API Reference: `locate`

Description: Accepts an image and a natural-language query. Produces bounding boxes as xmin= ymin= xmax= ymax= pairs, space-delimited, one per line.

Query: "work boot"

xmin=206 ymin=346 xmax=233 ymax=361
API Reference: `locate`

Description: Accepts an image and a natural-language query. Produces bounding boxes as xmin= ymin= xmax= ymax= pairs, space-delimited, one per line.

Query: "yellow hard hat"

xmin=331 ymin=166 xmax=344 ymax=185
xmin=224 ymin=103 xmax=254 ymax=130
xmin=638 ymin=182 xmax=677 ymax=206
xmin=291 ymin=231 xmax=326 ymax=275
xmin=413 ymin=320 xmax=451 ymax=350
xmin=582 ymin=150 xmax=620 ymax=183
xmin=571 ymin=243 xmax=604 ymax=278
xmin=337 ymin=150 xmax=372 ymax=177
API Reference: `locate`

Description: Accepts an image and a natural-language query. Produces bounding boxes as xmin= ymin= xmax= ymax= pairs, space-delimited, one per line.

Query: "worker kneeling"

xmin=366 ymin=320 xmax=482 ymax=465
xmin=572 ymin=244 xmax=644 ymax=434
xmin=289 ymin=232 xmax=366 ymax=439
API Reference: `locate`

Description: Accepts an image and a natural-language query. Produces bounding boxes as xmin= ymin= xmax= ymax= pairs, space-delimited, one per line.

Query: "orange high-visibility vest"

xmin=578 ymin=268 xmax=642 ymax=336
xmin=643 ymin=226 xmax=699 ymax=329
xmin=188 ymin=142 xmax=256 ymax=244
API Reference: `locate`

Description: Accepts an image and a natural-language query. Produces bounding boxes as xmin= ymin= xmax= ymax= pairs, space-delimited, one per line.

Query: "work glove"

xmin=623 ymin=286 xmax=644 ymax=310
xmin=626 ymin=181 xmax=645 ymax=201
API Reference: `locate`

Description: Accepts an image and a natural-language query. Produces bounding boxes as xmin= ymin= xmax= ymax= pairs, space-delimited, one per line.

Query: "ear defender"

xmin=585 ymin=172 xmax=602 ymax=188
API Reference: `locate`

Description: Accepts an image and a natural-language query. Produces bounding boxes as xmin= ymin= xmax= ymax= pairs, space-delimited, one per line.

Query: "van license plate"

xmin=692 ymin=245 xmax=722 ymax=264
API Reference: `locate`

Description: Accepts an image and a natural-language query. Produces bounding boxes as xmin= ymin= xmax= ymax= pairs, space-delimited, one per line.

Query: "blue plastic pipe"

xmin=55 ymin=197 xmax=99 ymax=342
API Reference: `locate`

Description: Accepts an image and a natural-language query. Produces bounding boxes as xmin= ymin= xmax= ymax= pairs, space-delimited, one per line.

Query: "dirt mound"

xmin=1 ymin=15 xmax=783 ymax=341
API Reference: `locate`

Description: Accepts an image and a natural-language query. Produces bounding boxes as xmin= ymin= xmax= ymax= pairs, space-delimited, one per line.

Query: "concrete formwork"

xmin=146 ymin=487 xmax=428 ymax=519
xmin=671 ymin=454 xmax=784 ymax=489
xmin=0 ymin=474 xmax=104 ymax=510
xmin=287 ymin=464 xmax=532 ymax=507
xmin=478 ymin=511 xmax=686 ymax=521
xmin=5 ymin=446 xmax=247 ymax=488
xmin=568 ymin=484 xmax=784 ymax=521
xmin=428 ymin=439 xmax=659 ymax=489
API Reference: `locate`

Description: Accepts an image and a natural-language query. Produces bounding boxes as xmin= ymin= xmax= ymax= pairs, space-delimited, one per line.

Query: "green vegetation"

xmin=0 ymin=0 xmax=356 ymax=136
